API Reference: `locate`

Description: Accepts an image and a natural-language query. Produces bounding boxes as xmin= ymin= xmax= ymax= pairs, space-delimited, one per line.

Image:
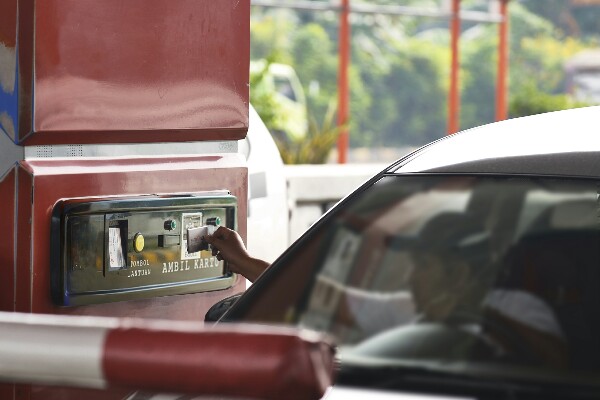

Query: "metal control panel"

xmin=50 ymin=193 xmax=237 ymax=306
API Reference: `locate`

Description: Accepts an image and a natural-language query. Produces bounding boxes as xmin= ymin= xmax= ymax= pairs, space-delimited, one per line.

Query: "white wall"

xmin=284 ymin=164 xmax=387 ymax=245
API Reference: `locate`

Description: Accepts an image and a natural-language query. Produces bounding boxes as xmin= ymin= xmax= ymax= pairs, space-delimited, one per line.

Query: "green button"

xmin=164 ymin=220 xmax=177 ymax=231
xmin=207 ymin=217 xmax=221 ymax=226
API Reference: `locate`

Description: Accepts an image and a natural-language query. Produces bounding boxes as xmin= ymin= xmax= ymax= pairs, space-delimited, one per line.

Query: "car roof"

xmin=392 ymin=106 xmax=600 ymax=177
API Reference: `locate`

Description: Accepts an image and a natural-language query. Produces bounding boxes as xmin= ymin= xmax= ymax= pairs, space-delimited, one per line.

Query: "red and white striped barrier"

xmin=0 ymin=312 xmax=334 ymax=400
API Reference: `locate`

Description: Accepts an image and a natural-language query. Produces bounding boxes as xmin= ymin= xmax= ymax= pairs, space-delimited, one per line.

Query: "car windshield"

xmin=230 ymin=174 xmax=600 ymax=387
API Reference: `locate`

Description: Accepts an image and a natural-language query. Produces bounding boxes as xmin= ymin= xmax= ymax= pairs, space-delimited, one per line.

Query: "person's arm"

xmin=204 ymin=226 xmax=270 ymax=282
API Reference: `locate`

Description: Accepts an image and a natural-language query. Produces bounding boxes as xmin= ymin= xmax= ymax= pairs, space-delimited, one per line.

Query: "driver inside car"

xmin=345 ymin=213 xmax=569 ymax=368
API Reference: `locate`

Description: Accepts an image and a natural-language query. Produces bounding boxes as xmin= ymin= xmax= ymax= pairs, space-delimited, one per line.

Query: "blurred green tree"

xmin=509 ymin=82 xmax=589 ymax=118
xmin=249 ymin=3 xmax=598 ymax=151
xmin=276 ymin=100 xmax=346 ymax=164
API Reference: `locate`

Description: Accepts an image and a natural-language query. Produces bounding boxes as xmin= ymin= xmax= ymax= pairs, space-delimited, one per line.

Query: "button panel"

xmin=51 ymin=194 xmax=237 ymax=306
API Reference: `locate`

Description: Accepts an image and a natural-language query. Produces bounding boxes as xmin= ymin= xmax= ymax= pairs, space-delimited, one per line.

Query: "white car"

xmin=241 ymin=105 xmax=289 ymax=264
xmin=224 ymin=106 xmax=600 ymax=399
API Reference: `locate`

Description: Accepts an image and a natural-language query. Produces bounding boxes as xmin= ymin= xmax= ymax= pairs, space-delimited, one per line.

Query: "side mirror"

xmin=205 ymin=292 xmax=243 ymax=322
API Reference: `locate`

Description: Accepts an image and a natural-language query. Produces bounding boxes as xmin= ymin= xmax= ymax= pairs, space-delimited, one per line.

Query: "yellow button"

xmin=133 ymin=233 xmax=145 ymax=253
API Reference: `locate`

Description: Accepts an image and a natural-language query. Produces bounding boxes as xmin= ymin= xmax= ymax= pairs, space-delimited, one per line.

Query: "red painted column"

xmin=496 ymin=0 xmax=509 ymax=121
xmin=0 ymin=169 xmax=16 ymax=313
xmin=337 ymin=0 xmax=350 ymax=164
xmin=447 ymin=0 xmax=461 ymax=135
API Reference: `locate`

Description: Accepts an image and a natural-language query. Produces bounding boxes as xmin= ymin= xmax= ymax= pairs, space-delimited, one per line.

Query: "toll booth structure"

xmin=1 ymin=1 xmax=250 ymax=398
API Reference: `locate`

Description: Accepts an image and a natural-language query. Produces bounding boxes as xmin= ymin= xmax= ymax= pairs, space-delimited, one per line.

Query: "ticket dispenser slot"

xmin=51 ymin=194 xmax=237 ymax=306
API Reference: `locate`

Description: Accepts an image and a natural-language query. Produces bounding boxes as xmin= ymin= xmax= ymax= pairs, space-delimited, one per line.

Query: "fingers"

xmin=204 ymin=227 xmax=228 ymax=245
xmin=207 ymin=226 xmax=230 ymax=241
xmin=201 ymin=226 xmax=248 ymax=268
xmin=204 ymin=226 xmax=234 ymax=261
xmin=207 ymin=238 xmax=223 ymax=262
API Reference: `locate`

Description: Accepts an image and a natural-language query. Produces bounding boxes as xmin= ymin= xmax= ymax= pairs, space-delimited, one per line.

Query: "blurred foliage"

xmin=509 ymin=82 xmax=590 ymax=118
xmin=275 ymin=101 xmax=346 ymax=164
xmin=507 ymin=3 xmax=588 ymax=94
xmin=249 ymin=56 xmax=289 ymax=135
xmin=521 ymin=0 xmax=600 ymax=38
xmin=516 ymin=36 xmax=586 ymax=93
xmin=363 ymin=38 xmax=449 ymax=145
xmin=249 ymin=1 xmax=600 ymax=150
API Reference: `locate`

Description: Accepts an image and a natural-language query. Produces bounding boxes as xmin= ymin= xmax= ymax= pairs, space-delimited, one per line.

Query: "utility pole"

xmin=496 ymin=0 xmax=509 ymax=121
xmin=448 ymin=0 xmax=461 ymax=135
xmin=337 ymin=0 xmax=351 ymax=163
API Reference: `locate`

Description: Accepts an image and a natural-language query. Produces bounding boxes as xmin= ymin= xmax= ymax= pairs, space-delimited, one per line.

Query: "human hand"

xmin=204 ymin=226 xmax=270 ymax=282
xmin=204 ymin=226 xmax=249 ymax=266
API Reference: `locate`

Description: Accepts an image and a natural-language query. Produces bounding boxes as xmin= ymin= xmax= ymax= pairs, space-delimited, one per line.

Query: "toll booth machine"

xmin=0 ymin=1 xmax=249 ymax=398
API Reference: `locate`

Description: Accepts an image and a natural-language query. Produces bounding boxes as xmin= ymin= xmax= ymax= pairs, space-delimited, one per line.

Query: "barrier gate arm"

xmin=0 ymin=312 xmax=335 ymax=400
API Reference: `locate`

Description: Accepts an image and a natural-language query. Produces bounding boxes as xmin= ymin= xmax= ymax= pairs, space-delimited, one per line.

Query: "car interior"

xmin=228 ymin=174 xmax=600 ymax=388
